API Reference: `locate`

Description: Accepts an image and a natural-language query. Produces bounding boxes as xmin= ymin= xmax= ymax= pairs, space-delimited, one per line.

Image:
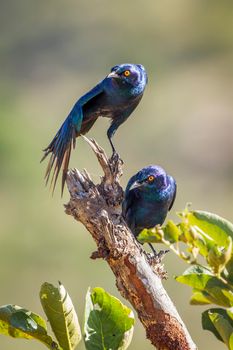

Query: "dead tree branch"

xmin=64 ymin=137 xmax=197 ymax=350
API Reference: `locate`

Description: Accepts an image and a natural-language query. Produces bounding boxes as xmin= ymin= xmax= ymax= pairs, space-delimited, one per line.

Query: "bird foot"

xmin=110 ymin=150 xmax=121 ymax=162
xmin=109 ymin=151 xmax=124 ymax=177
xmin=147 ymin=249 xmax=169 ymax=264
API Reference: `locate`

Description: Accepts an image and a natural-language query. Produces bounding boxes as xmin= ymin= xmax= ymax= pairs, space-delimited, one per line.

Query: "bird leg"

xmin=107 ymin=135 xmax=123 ymax=176
xmin=109 ymin=136 xmax=116 ymax=154
xmin=148 ymin=243 xmax=169 ymax=261
xmin=110 ymin=149 xmax=120 ymax=162
xmin=107 ymin=126 xmax=123 ymax=161
xmin=107 ymin=125 xmax=124 ymax=168
xmin=148 ymin=243 xmax=157 ymax=255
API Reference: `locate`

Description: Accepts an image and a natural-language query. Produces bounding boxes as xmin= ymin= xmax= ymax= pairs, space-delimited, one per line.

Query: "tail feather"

xmin=41 ymin=117 xmax=76 ymax=194
xmin=61 ymin=143 xmax=72 ymax=194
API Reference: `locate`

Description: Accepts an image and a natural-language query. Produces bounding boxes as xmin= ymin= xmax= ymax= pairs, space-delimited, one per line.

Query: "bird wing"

xmin=41 ymin=82 xmax=105 ymax=194
xmin=78 ymin=82 xmax=105 ymax=106
xmin=169 ymin=181 xmax=177 ymax=211
xmin=122 ymin=194 xmax=135 ymax=228
xmin=122 ymin=196 xmax=130 ymax=219
xmin=122 ymin=174 xmax=138 ymax=215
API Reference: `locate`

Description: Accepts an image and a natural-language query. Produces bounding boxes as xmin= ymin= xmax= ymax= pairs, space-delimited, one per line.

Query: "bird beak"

xmin=107 ymin=71 xmax=119 ymax=79
xmin=129 ymin=180 xmax=142 ymax=191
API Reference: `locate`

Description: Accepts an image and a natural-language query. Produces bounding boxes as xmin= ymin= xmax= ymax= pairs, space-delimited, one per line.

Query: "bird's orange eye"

xmin=148 ymin=175 xmax=155 ymax=182
xmin=124 ymin=70 xmax=131 ymax=77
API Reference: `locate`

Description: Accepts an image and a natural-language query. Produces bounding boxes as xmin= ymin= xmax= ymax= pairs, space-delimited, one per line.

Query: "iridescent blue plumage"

xmin=122 ymin=165 xmax=176 ymax=252
xmin=41 ymin=63 xmax=148 ymax=193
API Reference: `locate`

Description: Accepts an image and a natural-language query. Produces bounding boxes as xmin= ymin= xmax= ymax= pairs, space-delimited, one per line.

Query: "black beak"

xmin=129 ymin=180 xmax=142 ymax=191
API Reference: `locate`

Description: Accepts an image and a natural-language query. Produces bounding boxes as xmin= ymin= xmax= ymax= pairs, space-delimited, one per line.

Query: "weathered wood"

xmin=64 ymin=137 xmax=197 ymax=350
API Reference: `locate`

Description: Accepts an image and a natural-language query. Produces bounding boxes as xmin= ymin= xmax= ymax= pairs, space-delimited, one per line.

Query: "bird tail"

xmin=41 ymin=116 xmax=76 ymax=195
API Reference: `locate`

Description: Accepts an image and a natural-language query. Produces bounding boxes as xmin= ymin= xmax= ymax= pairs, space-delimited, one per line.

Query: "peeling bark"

xmin=65 ymin=137 xmax=197 ymax=350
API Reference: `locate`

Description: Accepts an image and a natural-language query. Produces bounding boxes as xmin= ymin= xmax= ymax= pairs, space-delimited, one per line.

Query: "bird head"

xmin=128 ymin=165 xmax=169 ymax=194
xmin=107 ymin=63 xmax=148 ymax=95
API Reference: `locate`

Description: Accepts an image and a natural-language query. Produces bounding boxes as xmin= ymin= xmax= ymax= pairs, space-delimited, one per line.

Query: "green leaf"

xmin=137 ymin=221 xmax=182 ymax=244
xmin=178 ymin=219 xmax=212 ymax=257
xmin=229 ymin=333 xmax=233 ymax=349
xmin=137 ymin=227 xmax=162 ymax=244
xmin=222 ymin=290 xmax=233 ymax=304
xmin=190 ymin=290 xmax=212 ymax=305
xmin=225 ymin=260 xmax=233 ymax=286
xmin=40 ymin=282 xmax=81 ymax=350
xmin=175 ymin=265 xmax=213 ymax=288
xmin=208 ymin=238 xmax=233 ymax=276
xmin=175 ymin=265 xmax=233 ymax=307
xmin=209 ymin=311 xmax=233 ymax=348
xmin=224 ymin=251 xmax=233 ymax=286
xmin=84 ymin=287 xmax=134 ymax=350
xmin=0 ymin=304 xmax=58 ymax=349
xmin=163 ymin=220 xmax=182 ymax=243
xmin=202 ymin=308 xmax=225 ymax=342
xmin=188 ymin=210 xmax=233 ymax=247
xmin=202 ymin=308 xmax=233 ymax=349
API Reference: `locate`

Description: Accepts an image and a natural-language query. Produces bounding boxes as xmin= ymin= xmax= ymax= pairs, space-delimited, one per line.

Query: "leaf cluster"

xmin=138 ymin=207 xmax=233 ymax=349
xmin=0 ymin=282 xmax=134 ymax=350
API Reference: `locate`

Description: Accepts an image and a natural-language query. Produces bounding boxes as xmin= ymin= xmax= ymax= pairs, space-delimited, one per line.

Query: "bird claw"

xmin=156 ymin=249 xmax=169 ymax=260
xmin=109 ymin=151 xmax=123 ymax=176
xmin=147 ymin=249 xmax=169 ymax=264
xmin=111 ymin=150 xmax=120 ymax=161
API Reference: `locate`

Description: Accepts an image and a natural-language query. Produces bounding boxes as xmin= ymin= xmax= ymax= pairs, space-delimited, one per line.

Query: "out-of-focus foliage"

xmin=139 ymin=208 xmax=233 ymax=349
xmin=0 ymin=1 xmax=233 ymax=349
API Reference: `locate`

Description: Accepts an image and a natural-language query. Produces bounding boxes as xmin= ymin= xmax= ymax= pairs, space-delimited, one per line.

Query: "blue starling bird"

xmin=41 ymin=63 xmax=148 ymax=193
xmin=122 ymin=165 xmax=177 ymax=254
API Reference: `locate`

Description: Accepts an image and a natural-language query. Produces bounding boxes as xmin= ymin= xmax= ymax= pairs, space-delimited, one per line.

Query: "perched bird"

xmin=122 ymin=165 xmax=177 ymax=254
xmin=41 ymin=63 xmax=148 ymax=193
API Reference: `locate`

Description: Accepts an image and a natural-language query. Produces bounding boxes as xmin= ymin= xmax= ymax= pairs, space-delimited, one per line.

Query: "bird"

xmin=122 ymin=165 xmax=177 ymax=255
xmin=41 ymin=63 xmax=148 ymax=194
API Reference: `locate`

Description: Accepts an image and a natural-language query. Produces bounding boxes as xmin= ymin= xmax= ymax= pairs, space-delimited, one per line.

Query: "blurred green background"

xmin=0 ymin=1 xmax=233 ymax=349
